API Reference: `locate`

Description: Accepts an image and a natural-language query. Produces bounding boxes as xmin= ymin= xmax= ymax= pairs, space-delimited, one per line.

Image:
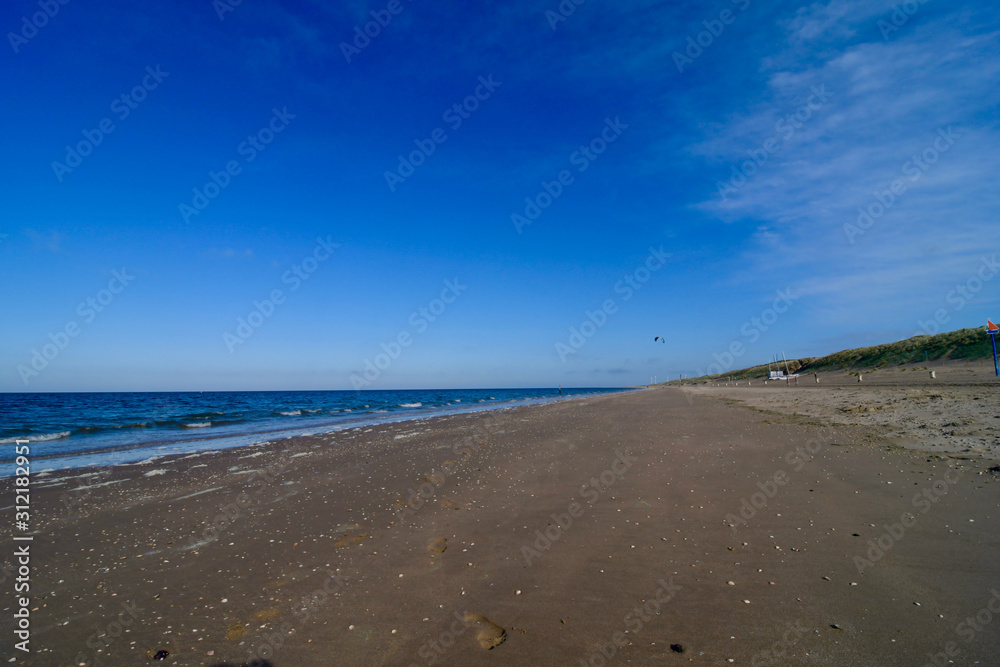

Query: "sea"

xmin=0 ymin=388 xmax=631 ymax=475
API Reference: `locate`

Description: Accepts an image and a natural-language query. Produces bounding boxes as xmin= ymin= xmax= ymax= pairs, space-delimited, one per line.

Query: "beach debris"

xmin=670 ymin=644 xmax=684 ymax=653
xmin=148 ymin=649 xmax=170 ymax=660
xmin=830 ymin=624 xmax=843 ymax=630
xmin=463 ymin=613 xmax=506 ymax=650
xmin=428 ymin=537 xmax=448 ymax=554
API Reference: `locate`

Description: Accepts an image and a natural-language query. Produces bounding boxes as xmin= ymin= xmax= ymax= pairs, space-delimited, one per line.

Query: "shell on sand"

xmin=428 ymin=537 xmax=447 ymax=554
xmin=463 ymin=613 xmax=507 ymax=650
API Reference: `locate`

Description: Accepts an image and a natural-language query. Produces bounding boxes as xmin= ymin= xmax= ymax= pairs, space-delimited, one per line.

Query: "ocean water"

xmin=0 ymin=388 xmax=629 ymax=474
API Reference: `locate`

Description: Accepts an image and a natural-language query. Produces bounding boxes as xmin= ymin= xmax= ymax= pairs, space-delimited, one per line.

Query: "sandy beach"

xmin=688 ymin=362 xmax=1000 ymax=461
xmin=4 ymin=383 xmax=999 ymax=666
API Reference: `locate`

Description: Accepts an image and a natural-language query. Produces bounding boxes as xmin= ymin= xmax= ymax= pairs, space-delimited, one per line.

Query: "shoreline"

xmin=1 ymin=388 xmax=637 ymax=477
xmin=4 ymin=386 xmax=998 ymax=665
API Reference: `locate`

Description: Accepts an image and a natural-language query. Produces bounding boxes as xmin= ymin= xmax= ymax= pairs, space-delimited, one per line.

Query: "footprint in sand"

xmin=463 ymin=613 xmax=506 ymax=650
xmin=428 ymin=537 xmax=448 ymax=554
xmin=335 ymin=533 xmax=370 ymax=547
xmin=253 ymin=608 xmax=280 ymax=621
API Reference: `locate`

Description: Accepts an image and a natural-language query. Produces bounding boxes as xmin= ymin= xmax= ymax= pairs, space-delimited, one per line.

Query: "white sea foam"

xmin=399 ymin=402 xmax=422 ymax=408
xmin=0 ymin=430 xmax=71 ymax=443
xmin=184 ymin=422 xmax=211 ymax=428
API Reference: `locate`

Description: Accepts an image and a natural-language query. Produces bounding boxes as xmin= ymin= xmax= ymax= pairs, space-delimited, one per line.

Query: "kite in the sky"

xmin=654 ymin=336 xmax=664 ymax=343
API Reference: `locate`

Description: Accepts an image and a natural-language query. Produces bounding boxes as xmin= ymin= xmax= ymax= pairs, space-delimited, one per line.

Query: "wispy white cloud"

xmin=687 ymin=2 xmax=1000 ymax=319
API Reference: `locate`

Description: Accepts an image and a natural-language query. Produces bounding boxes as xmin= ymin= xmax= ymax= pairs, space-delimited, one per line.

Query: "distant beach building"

xmin=766 ymin=353 xmax=799 ymax=384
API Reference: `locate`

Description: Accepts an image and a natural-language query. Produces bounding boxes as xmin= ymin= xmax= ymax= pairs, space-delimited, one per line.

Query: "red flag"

xmin=988 ymin=319 xmax=999 ymax=333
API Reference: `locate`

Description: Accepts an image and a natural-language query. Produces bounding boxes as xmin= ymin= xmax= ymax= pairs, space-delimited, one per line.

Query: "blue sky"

xmin=2 ymin=0 xmax=998 ymax=391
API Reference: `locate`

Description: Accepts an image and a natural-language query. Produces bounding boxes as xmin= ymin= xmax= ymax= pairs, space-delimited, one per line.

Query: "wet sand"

xmin=3 ymin=385 xmax=999 ymax=665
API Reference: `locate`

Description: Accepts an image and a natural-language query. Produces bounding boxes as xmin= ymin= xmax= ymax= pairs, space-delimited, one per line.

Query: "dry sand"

xmin=3 ymin=383 xmax=999 ymax=666
xmin=689 ymin=362 xmax=1000 ymax=461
